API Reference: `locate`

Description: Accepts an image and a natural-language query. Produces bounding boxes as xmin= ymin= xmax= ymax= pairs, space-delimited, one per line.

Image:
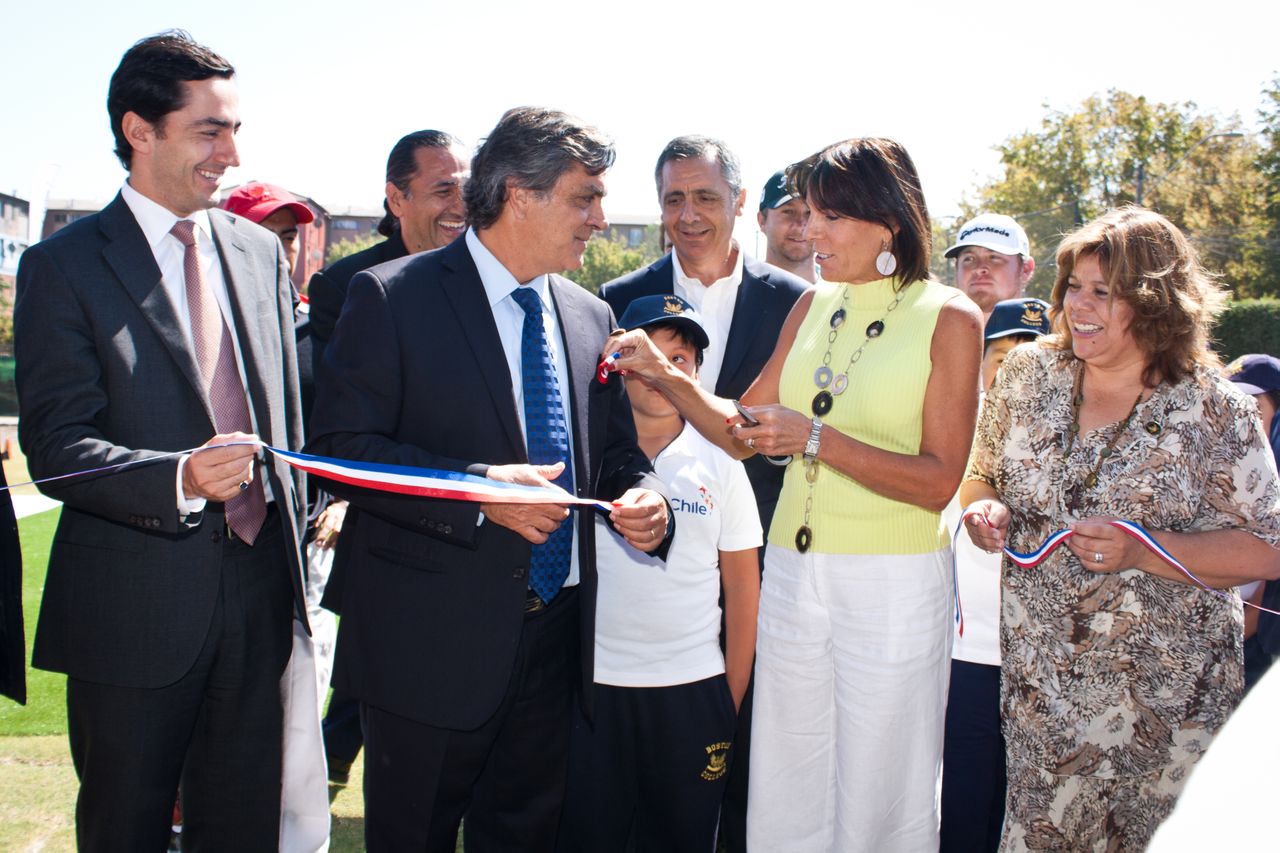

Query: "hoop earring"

xmin=874 ymin=239 xmax=898 ymax=277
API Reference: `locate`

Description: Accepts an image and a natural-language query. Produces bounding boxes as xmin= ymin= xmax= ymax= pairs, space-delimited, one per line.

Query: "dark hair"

xmin=787 ymin=138 xmax=932 ymax=286
xmin=464 ymin=107 xmax=614 ymax=231
xmin=107 ymin=30 xmax=235 ymax=170
xmin=376 ymin=129 xmax=464 ymax=237
xmin=1047 ymin=206 xmax=1227 ymax=386
xmin=645 ymin=320 xmax=705 ymax=367
xmin=653 ymin=136 xmax=742 ymax=200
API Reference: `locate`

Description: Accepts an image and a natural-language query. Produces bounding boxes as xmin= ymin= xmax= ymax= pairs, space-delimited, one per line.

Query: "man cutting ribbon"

xmin=308 ymin=107 xmax=672 ymax=853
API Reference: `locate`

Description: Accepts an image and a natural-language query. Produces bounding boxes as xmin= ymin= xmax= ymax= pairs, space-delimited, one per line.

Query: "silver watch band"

xmin=803 ymin=417 xmax=823 ymax=462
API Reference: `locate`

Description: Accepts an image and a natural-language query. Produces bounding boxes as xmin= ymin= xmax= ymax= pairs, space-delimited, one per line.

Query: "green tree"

xmin=326 ymin=231 xmax=384 ymax=265
xmin=1258 ymin=75 xmax=1280 ymax=292
xmin=564 ymin=233 xmax=661 ymax=294
xmin=964 ymin=90 xmax=1272 ymax=298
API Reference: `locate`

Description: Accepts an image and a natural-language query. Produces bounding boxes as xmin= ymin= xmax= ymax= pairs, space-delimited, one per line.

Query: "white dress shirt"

xmin=672 ymin=243 xmax=744 ymax=391
xmin=467 ymin=227 xmax=581 ymax=586
xmin=120 ymin=181 xmax=269 ymax=514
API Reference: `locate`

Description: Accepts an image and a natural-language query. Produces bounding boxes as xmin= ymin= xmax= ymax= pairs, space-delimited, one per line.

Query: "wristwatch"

xmin=803 ymin=417 xmax=823 ymax=462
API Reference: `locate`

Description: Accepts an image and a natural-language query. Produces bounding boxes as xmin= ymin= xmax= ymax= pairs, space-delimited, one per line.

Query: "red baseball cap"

xmin=222 ymin=182 xmax=315 ymax=225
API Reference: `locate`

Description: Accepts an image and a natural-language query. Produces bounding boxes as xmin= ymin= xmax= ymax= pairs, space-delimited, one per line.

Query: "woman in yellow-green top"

xmin=608 ymin=138 xmax=982 ymax=852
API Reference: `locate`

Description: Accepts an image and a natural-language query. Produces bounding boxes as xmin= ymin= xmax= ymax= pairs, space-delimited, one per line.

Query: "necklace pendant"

xmin=812 ymin=390 xmax=833 ymax=416
xmin=1084 ymin=472 xmax=1098 ymax=489
xmin=814 ymin=366 xmax=833 ymax=389
xmin=1145 ymin=421 xmax=1161 ymax=435
xmin=832 ymin=374 xmax=849 ymax=395
xmin=866 ymin=320 xmax=884 ymax=338
xmin=830 ymin=308 xmax=846 ymax=330
xmin=795 ymin=525 xmax=812 ymax=553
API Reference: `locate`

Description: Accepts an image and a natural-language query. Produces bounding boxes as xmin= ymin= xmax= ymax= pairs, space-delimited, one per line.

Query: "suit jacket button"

xmin=210 ymin=530 xmax=222 ymax=543
xmin=513 ymin=565 xmax=526 ymax=579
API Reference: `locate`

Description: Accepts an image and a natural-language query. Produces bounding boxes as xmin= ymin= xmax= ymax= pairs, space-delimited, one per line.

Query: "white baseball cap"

xmin=945 ymin=213 xmax=1030 ymax=259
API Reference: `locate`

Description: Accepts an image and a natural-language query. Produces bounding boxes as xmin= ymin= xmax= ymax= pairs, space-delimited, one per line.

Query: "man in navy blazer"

xmin=309 ymin=107 xmax=672 ymax=853
xmin=599 ymin=135 xmax=809 ymax=853
xmin=15 ymin=32 xmax=306 ymax=851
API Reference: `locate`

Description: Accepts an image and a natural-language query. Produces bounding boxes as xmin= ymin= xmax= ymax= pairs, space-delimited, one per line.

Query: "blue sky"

xmin=4 ymin=0 xmax=1278 ymax=249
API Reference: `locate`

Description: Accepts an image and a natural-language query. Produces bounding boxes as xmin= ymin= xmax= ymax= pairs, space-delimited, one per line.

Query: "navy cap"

xmin=1226 ymin=354 xmax=1280 ymax=395
xmin=760 ymin=170 xmax=794 ymax=211
xmin=985 ymin=298 xmax=1051 ymax=342
xmin=617 ymin=294 xmax=710 ymax=350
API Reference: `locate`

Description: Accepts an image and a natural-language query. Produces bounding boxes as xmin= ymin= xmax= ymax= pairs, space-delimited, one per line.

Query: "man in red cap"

xmin=223 ymin=181 xmax=315 ymax=276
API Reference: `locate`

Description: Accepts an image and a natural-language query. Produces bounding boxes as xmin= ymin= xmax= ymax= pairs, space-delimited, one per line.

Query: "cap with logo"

xmin=1226 ymin=354 xmax=1280 ymax=396
xmin=617 ymin=294 xmax=710 ymax=350
xmin=945 ymin=213 xmax=1029 ymax=259
xmin=759 ymin=170 xmax=794 ymax=212
xmin=985 ymin=298 xmax=1051 ymax=342
xmin=222 ymin=182 xmax=315 ymax=226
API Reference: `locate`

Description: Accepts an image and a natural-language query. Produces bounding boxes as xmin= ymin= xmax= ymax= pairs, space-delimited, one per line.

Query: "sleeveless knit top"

xmin=769 ymin=277 xmax=959 ymax=555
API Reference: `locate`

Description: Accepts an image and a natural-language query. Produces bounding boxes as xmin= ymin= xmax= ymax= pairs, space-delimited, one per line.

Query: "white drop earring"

xmin=874 ymin=239 xmax=897 ymax=277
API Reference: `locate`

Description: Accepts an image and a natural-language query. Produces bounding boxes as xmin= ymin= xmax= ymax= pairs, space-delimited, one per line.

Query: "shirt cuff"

xmin=176 ymin=453 xmax=208 ymax=517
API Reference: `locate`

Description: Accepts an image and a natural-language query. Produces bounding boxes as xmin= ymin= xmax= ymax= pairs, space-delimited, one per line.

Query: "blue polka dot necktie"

xmin=510 ymin=286 xmax=574 ymax=604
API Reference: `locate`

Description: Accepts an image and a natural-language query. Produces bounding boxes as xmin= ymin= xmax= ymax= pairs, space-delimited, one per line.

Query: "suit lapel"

xmin=99 ymin=195 xmax=216 ymax=429
xmin=438 ymin=242 xmax=527 ymax=460
xmin=210 ymin=211 xmax=276 ymax=444
xmin=548 ymin=277 xmax=595 ymax=491
xmin=717 ymin=264 xmax=772 ymax=396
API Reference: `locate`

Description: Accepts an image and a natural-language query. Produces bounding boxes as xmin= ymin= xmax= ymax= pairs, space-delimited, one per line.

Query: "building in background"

xmin=0 ymin=193 xmax=30 ymax=282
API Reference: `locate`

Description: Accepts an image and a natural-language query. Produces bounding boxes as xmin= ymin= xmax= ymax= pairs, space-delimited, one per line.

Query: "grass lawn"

xmin=0 ymin=506 xmax=379 ymax=851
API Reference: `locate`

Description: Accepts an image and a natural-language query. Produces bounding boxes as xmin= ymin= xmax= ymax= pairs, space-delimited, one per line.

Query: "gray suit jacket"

xmin=15 ymin=193 xmax=307 ymax=688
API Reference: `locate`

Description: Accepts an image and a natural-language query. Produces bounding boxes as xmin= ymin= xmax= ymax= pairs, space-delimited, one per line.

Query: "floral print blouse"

xmin=966 ymin=343 xmax=1280 ymax=779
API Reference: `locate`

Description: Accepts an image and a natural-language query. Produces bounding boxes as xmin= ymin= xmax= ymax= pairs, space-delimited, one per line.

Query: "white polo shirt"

xmin=594 ymin=424 xmax=762 ymax=687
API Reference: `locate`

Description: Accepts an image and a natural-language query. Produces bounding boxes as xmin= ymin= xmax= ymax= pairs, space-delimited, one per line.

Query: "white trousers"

xmin=747 ymin=546 xmax=953 ymax=853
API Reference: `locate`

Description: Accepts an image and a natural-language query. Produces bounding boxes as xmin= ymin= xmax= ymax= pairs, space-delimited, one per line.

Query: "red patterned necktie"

xmin=170 ymin=219 xmax=266 ymax=544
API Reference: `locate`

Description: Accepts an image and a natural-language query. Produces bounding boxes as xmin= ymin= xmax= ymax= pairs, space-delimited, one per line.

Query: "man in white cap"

xmin=945 ymin=213 xmax=1035 ymax=320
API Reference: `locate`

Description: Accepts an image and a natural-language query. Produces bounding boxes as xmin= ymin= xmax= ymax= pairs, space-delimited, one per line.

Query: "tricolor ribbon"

xmin=597 ymin=351 xmax=621 ymax=384
xmin=958 ymin=507 xmax=1280 ymax=617
xmin=5 ymin=442 xmax=615 ymax=512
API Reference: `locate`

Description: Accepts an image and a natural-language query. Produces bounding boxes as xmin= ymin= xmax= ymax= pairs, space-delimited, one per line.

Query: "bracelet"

xmin=803 ymin=417 xmax=823 ymax=462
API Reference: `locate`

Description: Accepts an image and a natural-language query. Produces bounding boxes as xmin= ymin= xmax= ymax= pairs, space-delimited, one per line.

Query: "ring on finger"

xmin=1093 ymin=551 xmax=1104 ymax=564
xmin=745 ymin=437 xmax=756 ymax=449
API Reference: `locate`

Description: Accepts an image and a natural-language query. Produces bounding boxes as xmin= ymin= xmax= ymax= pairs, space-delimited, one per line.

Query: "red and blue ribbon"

xmin=958 ymin=507 xmax=1280 ymax=616
xmin=5 ymin=442 xmax=615 ymax=512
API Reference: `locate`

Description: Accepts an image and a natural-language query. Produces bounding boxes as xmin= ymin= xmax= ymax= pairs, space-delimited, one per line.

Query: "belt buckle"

xmin=524 ymin=590 xmax=546 ymax=613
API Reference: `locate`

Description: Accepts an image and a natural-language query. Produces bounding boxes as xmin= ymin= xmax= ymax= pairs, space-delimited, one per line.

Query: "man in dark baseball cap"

xmin=757 ymin=170 xmax=815 ymax=283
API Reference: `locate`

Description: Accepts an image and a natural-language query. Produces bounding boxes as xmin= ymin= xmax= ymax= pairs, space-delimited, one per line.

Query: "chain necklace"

xmin=796 ymin=281 xmax=909 ymax=553
xmin=1062 ymin=366 xmax=1147 ymax=509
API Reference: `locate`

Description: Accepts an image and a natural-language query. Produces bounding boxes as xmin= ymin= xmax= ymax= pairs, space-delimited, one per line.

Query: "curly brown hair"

xmin=1046 ymin=206 xmax=1227 ymax=386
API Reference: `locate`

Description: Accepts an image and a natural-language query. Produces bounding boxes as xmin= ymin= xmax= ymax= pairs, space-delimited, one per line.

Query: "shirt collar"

xmin=466 ymin=226 xmax=551 ymax=311
xmin=654 ymin=421 xmax=697 ymax=463
xmin=120 ymin=180 xmax=213 ymax=252
xmin=672 ymin=241 xmax=744 ymax=291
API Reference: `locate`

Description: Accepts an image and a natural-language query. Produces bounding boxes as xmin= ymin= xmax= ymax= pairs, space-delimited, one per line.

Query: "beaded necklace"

xmin=1062 ymin=365 xmax=1150 ymax=510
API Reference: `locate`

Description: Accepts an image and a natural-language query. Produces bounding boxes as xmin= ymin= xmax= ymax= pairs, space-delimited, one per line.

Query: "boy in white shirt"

xmin=559 ymin=294 xmax=762 ymax=852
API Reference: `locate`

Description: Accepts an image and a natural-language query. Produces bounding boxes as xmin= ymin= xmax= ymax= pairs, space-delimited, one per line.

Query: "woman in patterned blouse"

xmin=961 ymin=206 xmax=1280 ymax=851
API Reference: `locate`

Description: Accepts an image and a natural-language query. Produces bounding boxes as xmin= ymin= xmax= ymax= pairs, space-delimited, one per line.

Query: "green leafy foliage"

xmin=964 ymin=89 xmax=1274 ymax=298
xmin=1213 ymin=298 xmax=1280 ymax=362
xmin=563 ymin=233 xmax=662 ymax=294
xmin=325 ymin=232 xmax=384 ymax=266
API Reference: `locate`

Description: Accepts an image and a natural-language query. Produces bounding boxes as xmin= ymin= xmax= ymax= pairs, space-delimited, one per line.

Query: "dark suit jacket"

xmin=600 ymin=253 xmax=810 ymax=531
xmin=15 ymin=194 xmax=307 ymax=688
xmin=307 ymin=230 xmax=408 ymax=379
xmin=308 ymin=236 xmax=667 ymax=730
xmin=304 ymin=230 xmax=407 ymax=610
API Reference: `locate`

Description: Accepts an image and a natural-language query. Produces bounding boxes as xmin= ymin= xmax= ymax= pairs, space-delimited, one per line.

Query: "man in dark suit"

xmin=14 ymin=31 xmax=306 ymax=851
xmin=308 ymin=106 xmax=672 ymax=853
xmin=0 ymin=464 xmax=22 ymax=706
xmin=599 ymin=135 xmax=809 ymax=853
xmin=306 ymin=129 xmax=469 ymax=783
